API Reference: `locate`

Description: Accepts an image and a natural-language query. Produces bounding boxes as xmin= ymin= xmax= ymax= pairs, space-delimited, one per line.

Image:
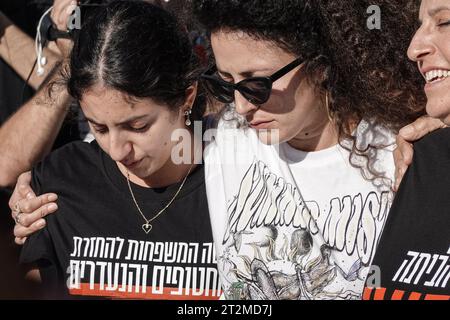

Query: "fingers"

xmin=9 ymin=189 xmax=58 ymax=246
xmin=396 ymin=134 xmax=414 ymax=166
xmin=11 ymin=194 xmax=58 ymax=234
xmin=8 ymin=171 xmax=33 ymax=210
xmin=393 ymin=135 xmax=412 ymax=192
xmin=51 ymin=0 xmax=77 ymax=31
xmin=15 ymin=236 xmax=27 ymax=246
xmin=393 ymin=116 xmax=446 ymax=191
xmin=14 ymin=215 xmax=49 ymax=241
xmin=13 ymin=200 xmax=59 ymax=242
xmin=393 ymin=160 xmax=408 ymax=192
xmin=14 ymin=218 xmax=45 ymax=239
xmin=62 ymin=1 xmax=78 ymax=29
xmin=15 ymin=200 xmax=58 ymax=228
xmin=51 ymin=0 xmax=77 ymax=57
xmin=51 ymin=1 xmax=65 ymax=29
xmin=18 ymin=193 xmax=58 ymax=215
xmin=398 ymin=116 xmax=446 ymax=141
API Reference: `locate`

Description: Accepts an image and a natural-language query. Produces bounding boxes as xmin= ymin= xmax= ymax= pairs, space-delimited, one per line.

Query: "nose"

xmin=108 ymin=132 xmax=132 ymax=162
xmin=407 ymin=26 xmax=435 ymax=62
xmin=234 ymin=91 xmax=258 ymax=116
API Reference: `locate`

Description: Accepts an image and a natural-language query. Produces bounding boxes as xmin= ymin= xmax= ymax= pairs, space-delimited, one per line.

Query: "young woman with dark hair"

xmin=18 ymin=1 xmax=220 ymax=299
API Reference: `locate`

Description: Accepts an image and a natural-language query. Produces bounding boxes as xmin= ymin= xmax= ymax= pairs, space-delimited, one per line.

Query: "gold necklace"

xmin=126 ymin=164 xmax=194 ymax=234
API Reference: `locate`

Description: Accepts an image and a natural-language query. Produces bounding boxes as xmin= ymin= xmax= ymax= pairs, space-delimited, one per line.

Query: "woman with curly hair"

xmin=193 ymin=0 xmax=425 ymax=300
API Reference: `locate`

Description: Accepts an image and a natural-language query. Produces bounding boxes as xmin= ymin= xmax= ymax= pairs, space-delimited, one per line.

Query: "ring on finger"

xmin=14 ymin=212 xmax=24 ymax=225
xmin=13 ymin=201 xmax=21 ymax=214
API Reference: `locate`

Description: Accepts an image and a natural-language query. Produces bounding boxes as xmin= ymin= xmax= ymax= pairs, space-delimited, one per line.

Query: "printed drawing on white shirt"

xmin=204 ymin=116 xmax=396 ymax=300
xmin=219 ymin=159 xmax=391 ymax=300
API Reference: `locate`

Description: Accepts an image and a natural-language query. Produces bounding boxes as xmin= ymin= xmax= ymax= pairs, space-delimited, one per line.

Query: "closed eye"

xmin=93 ymin=125 xmax=108 ymax=135
xmin=126 ymin=124 xmax=150 ymax=133
xmin=217 ymin=71 xmax=234 ymax=83
xmin=438 ymin=19 xmax=450 ymax=27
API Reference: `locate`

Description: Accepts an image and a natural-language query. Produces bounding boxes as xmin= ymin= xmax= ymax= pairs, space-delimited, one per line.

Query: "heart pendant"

xmin=142 ymin=223 xmax=152 ymax=234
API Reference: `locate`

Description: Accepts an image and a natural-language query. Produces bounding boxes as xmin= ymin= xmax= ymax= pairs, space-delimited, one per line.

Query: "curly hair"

xmin=192 ymin=0 xmax=426 ymax=183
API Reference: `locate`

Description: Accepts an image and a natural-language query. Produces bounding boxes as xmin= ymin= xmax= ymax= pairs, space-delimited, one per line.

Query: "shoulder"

xmin=371 ymin=129 xmax=450 ymax=291
xmin=37 ymin=140 xmax=102 ymax=170
xmin=32 ymin=140 xmax=103 ymax=191
xmin=414 ymin=127 xmax=450 ymax=157
xmin=402 ymin=128 xmax=450 ymax=189
xmin=406 ymin=127 xmax=450 ymax=179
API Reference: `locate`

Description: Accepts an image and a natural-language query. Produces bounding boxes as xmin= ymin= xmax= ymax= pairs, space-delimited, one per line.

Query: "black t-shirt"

xmin=20 ymin=140 xmax=221 ymax=300
xmin=364 ymin=128 xmax=450 ymax=300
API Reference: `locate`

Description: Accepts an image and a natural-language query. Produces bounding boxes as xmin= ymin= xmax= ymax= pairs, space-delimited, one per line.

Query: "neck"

xmin=117 ymin=130 xmax=201 ymax=188
xmin=288 ymin=114 xmax=339 ymax=152
xmin=123 ymin=161 xmax=196 ymax=189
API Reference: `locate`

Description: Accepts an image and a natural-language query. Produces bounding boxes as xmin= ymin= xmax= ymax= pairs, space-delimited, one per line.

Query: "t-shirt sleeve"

xmin=364 ymin=128 xmax=450 ymax=300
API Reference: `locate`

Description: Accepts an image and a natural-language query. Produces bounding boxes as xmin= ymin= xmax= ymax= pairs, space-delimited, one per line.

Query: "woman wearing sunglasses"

xmin=364 ymin=0 xmax=450 ymax=300
xmin=11 ymin=0 xmax=424 ymax=300
xmin=194 ymin=0 xmax=425 ymax=300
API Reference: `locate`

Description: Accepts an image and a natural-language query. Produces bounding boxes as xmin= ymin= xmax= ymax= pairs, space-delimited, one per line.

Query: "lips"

xmin=420 ymin=66 xmax=450 ymax=83
xmin=249 ymin=120 xmax=275 ymax=129
xmin=121 ymin=159 xmax=142 ymax=168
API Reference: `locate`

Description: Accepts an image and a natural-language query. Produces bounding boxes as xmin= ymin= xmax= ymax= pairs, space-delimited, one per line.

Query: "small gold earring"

xmin=184 ymin=109 xmax=192 ymax=126
xmin=325 ymin=92 xmax=333 ymax=122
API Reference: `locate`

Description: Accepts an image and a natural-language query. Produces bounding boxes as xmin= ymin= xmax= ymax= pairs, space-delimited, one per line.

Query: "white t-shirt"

xmin=204 ymin=113 xmax=396 ymax=300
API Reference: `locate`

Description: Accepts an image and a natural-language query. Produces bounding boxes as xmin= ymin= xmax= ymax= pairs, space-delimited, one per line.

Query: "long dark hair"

xmin=64 ymin=0 xmax=206 ymax=122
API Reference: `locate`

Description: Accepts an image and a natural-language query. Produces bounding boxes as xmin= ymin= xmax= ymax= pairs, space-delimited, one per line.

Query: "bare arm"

xmin=0 ymin=11 xmax=61 ymax=90
xmin=0 ymin=1 xmax=79 ymax=188
xmin=0 ymin=63 xmax=72 ymax=187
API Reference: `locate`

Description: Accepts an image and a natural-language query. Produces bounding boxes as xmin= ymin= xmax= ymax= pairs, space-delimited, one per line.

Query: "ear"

xmin=182 ymin=82 xmax=198 ymax=113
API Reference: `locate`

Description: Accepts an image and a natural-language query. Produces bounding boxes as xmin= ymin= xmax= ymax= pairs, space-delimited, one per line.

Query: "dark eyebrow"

xmin=217 ymin=67 xmax=273 ymax=79
xmin=85 ymin=114 xmax=149 ymax=126
xmin=84 ymin=116 xmax=102 ymax=126
xmin=418 ymin=6 xmax=450 ymax=24
xmin=429 ymin=5 xmax=450 ymax=17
